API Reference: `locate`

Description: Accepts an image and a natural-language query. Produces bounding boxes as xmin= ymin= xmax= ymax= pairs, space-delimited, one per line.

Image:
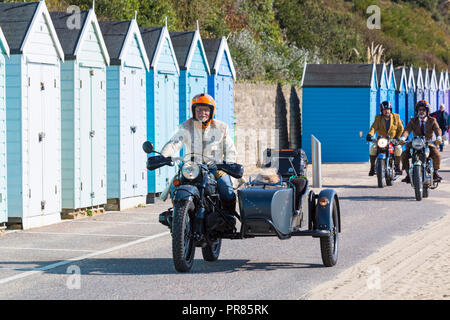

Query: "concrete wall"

xmin=233 ymin=82 xmax=302 ymax=176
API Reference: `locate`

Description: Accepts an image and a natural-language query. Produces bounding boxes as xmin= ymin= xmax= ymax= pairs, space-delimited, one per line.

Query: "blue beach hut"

xmin=424 ymin=68 xmax=431 ymax=106
xmin=429 ymin=68 xmax=438 ymax=112
xmin=405 ymin=66 xmax=416 ymax=123
xmin=301 ymin=63 xmax=378 ymax=162
xmin=140 ymin=24 xmax=180 ymax=198
xmin=203 ymin=37 xmax=236 ymax=139
xmin=446 ymin=71 xmax=450 ymax=114
xmin=0 ymin=27 xmax=9 ymax=228
xmin=376 ymin=63 xmax=388 ymax=114
xmin=170 ymin=25 xmax=210 ymax=124
xmin=100 ymin=19 xmax=150 ymax=210
xmin=414 ymin=68 xmax=425 ymax=103
xmin=0 ymin=1 xmax=65 ymax=229
xmin=51 ymin=8 xmax=110 ymax=213
xmin=387 ymin=63 xmax=396 ymax=108
xmin=438 ymin=71 xmax=445 ymax=110
xmin=394 ymin=67 xmax=407 ymax=125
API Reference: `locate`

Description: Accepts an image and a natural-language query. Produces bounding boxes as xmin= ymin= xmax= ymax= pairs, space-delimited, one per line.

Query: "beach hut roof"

xmin=140 ymin=25 xmax=179 ymax=74
xmin=301 ymin=63 xmax=377 ymax=88
xmin=203 ymin=37 xmax=236 ymax=80
xmin=394 ymin=67 xmax=407 ymax=92
xmin=0 ymin=1 xmax=64 ymax=59
xmin=99 ymin=19 xmax=149 ymax=70
xmin=50 ymin=9 xmax=109 ymax=64
xmin=413 ymin=68 xmax=424 ymax=89
xmin=170 ymin=29 xmax=210 ymax=73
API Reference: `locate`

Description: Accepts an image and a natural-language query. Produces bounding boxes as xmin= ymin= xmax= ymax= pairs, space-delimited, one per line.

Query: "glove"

xmin=366 ymin=134 xmax=372 ymax=142
xmin=435 ymin=136 xmax=442 ymax=146
xmin=399 ymin=137 xmax=406 ymax=145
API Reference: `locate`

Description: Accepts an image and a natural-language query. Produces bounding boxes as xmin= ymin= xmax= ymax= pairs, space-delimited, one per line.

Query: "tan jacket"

xmin=401 ymin=116 xmax=442 ymax=140
xmin=368 ymin=113 xmax=404 ymax=139
xmin=160 ymin=118 xmax=237 ymax=164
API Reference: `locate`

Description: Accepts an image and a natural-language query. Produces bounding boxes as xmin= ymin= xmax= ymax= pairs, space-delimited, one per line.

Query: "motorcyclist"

xmin=366 ymin=101 xmax=404 ymax=176
xmin=160 ymin=93 xmax=238 ymax=228
xmin=399 ymin=100 xmax=443 ymax=183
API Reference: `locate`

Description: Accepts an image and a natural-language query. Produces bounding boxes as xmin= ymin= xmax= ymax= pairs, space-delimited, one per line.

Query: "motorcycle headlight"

xmin=377 ymin=138 xmax=388 ymax=149
xmin=412 ymin=138 xmax=425 ymax=150
xmin=182 ymin=161 xmax=200 ymax=180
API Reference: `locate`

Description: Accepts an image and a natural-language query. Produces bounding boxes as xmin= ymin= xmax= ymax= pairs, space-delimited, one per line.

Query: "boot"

xmin=401 ymin=172 xmax=411 ymax=183
xmin=221 ymin=197 xmax=237 ymax=228
xmin=433 ymin=170 xmax=442 ymax=181
xmin=368 ymin=156 xmax=376 ymax=176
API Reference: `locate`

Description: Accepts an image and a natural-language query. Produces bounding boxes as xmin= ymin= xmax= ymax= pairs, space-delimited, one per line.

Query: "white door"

xmin=91 ymin=68 xmax=106 ymax=206
xmin=27 ymin=63 xmax=44 ymax=216
xmin=42 ymin=64 xmax=60 ymax=214
xmin=79 ymin=67 xmax=92 ymax=207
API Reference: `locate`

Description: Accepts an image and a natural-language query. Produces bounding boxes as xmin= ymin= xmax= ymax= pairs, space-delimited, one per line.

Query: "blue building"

xmin=170 ymin=26 xmax=210 ymax=124
xmin=0 ymin=27 xmax=9 ymax=228
xmin=100 ymin=19 xmax=150 ymax=210
xmin=141 ymin=24 xmax=180 ymax=196
xmin=203 ymin=36 xmax=236 ymax=139
xmin=51 ymin=8 xmax=110 ymax=212
xmin=301 ymin=63 xmax=378 ymax=162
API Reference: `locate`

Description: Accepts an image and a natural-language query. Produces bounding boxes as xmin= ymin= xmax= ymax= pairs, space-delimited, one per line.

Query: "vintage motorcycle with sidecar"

xmin=143 ymin=141 xmax=342 ymax=272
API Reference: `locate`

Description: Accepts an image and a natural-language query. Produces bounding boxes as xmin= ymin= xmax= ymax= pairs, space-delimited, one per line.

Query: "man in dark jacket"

xmin=430 ymin=104 xmax=449 ymax=152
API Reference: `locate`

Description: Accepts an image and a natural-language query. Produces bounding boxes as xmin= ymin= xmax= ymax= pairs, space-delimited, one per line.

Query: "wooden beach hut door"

xmin=79 ymin=66 xmax=105 ymax=207
xmin=28 ymin=63 xmax=59 ymax=215
xmin=122 ymin=67 xmax=146 ymax=198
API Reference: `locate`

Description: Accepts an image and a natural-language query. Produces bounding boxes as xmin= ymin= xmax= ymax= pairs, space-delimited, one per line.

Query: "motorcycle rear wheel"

xmin=413 ymin=166 xmax=423 ymax=201
xmin=172 ymin=200 xmax=196 ymax=272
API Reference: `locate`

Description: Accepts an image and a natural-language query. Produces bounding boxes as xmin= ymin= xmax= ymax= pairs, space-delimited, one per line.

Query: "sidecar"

xmin=237 ymin=149 xmax=341 ymax=267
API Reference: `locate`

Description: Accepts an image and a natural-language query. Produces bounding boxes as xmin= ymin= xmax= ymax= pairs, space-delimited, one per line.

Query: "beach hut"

xmin=376 ymin=63 xmax=388 ymax=114
xmin=387 ymin=63 xmax=396 ymax=108
xmin=50 ymin=8 xmax=110 ymax=214
xmin=405 ymin=66 xmax=416 ymax=124
xmin=424 ymin=68 xmax=431 ymax=106
xmin=203 ymin=37 xmax=236 ymax=139
xmin=301 ymin=63 xmax=378 ymax=162
xmin=429 ymin=68 xmax=438 ymax=112
xmin=170 ymin=25 xmax=210 ymax=124
xmin=445 ymin=71 xmax=450 ymax=113
xmin=100 ymin=19 xmax=150 ymax=210
xmin=0 ymin=27 xmax=9 ymax=228
xmin=140 ymin=24 xmax=180 ymax=198
xmin=437 ymin=71 xmax=445 ymax=110
xmin=0 ymin=1 xmax=65 ymax=229
xmin=414 ymin=67 xmax=425 ymax=103
xmin=394 ymin=67 xmax=407 ymax=125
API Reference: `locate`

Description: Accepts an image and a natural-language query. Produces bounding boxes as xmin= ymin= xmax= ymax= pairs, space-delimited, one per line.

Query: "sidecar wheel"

xmin=320 ymin=201 xmax=339 ymax=267
xmin=202 ymin=239 xmax=222 ymax=262
xmin=172 ymin=200 xmax=196 ymax=272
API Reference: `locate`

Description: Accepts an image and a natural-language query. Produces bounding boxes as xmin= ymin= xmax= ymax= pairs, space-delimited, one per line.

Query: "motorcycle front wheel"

xmin=376 ymin=159 xmax=386 ymax=188
xmin=413 ymin=166 xmax=423 ymax=201
xmin=172 ymin=200 xmax=196 ymax=272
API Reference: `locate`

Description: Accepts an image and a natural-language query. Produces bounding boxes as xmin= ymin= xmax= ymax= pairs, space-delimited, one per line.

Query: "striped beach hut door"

xmin=28 ymin=63 xmax=59 ymax=215
xmin=79 ymin=66 xmax=105 ymax=207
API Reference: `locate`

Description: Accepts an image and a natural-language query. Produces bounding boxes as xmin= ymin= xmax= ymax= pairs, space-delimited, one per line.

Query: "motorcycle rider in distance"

xmin=366 ymin=101 xmax=404 ymax=176
xmin=399 ymin=100 xmax=443 ymax=183
xmin=159 ymin=93 xmax=238 ymax=228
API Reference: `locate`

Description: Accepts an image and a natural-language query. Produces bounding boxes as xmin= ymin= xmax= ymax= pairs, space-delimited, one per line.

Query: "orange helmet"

xmin=191 ymin=93 xmax=215 ymax=128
